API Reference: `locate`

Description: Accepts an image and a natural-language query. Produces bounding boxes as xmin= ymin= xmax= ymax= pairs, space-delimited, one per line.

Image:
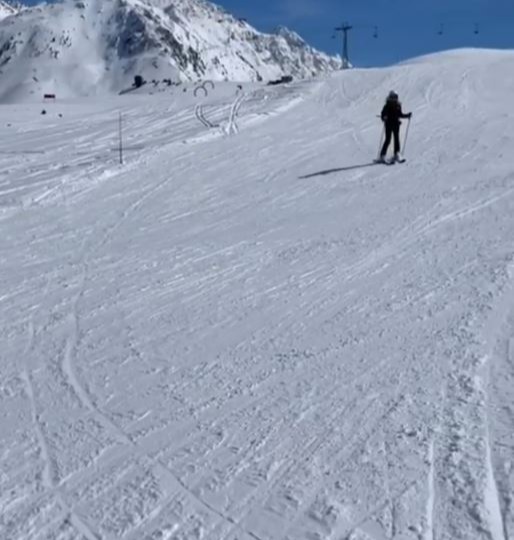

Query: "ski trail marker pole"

xmin=119 ymin=112 xmax=123 ymax=165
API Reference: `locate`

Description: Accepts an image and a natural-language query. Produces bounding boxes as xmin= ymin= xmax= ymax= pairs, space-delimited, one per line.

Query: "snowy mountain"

xmin=0 ymin=0 xmax=18 ymax=20
xmin=0 ymin=0 xmax=340 ymax=101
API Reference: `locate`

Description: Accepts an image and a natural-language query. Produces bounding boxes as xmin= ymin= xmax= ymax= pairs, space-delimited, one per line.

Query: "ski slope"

xmin=1 ymin=49 xmax=514 ymax=540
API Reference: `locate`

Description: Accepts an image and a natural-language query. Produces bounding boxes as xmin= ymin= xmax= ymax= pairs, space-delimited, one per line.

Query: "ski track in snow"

xmin=484 ymin=258 xmax=514 ymax=540
xmin=1 ymin=51 xmax=514 ymax=540
xmin=21 ymin=319 xmax=56 ymax=491
xmin=425 ymin=440 xmax=435 ymax=540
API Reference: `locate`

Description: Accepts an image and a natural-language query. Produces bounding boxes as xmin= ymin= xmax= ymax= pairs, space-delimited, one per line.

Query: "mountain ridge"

xmin=0 ymin=0 xmax=19 ymax=20
xmin=0 ymin=0 xmax=341 ymax=101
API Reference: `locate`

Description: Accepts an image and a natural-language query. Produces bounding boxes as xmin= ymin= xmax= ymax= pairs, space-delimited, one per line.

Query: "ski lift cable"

xmin=436 ymin=20 xmax=482 ymax=36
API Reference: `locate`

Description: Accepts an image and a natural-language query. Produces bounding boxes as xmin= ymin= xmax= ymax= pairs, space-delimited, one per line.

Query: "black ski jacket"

xmin=381 ymin=101 xmax=409 ymax=126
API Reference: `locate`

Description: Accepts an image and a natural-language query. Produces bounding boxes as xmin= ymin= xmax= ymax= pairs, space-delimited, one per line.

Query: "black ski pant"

xmin=381 ymin=123 xmax=400 ymax=157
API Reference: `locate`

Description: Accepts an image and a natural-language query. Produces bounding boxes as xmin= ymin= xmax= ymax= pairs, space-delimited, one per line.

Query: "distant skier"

xmin=377 ymin=91 xmax=412 ymax=163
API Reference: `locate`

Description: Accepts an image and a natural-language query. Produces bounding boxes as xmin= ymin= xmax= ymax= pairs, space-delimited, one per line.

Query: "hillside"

xmin=1 ymin=49 xmax=513 ymax=540
xmin=0 ymin=0 xmax=340 ymax=101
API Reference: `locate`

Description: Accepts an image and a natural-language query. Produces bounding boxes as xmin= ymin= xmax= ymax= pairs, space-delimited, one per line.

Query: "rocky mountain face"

xmin=0 ymin=0 xmax=340 ymax=100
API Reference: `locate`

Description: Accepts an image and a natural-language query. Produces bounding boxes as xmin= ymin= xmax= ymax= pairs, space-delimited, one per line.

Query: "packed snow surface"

xmin=1 ymin=49 xmax=514 ymax=540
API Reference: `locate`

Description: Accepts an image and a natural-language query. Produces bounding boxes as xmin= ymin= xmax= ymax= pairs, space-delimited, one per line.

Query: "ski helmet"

xmin=388 ymin=91 xmax=399 ymax=100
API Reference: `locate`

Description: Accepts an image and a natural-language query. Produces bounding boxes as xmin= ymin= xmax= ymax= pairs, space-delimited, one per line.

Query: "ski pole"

xmin=377 ymin=123 xmax=385 ymax=161
xmin=402 ymin=117 xmax=412 ymax=156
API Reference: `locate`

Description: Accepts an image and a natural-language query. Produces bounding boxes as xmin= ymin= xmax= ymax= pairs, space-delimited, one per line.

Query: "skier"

xmin=377 ymin=91 xmax=412 ymax=163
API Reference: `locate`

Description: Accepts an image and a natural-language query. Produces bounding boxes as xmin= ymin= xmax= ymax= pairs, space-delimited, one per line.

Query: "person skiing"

xmin=378 ymin=91 xmax=412 ymax=163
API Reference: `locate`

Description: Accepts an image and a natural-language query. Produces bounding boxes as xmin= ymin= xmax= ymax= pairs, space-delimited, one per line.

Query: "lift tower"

xmin=334 ymin=22 xmax=353 ymax=69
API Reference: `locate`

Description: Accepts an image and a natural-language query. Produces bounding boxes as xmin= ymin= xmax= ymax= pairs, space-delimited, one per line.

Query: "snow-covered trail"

xmin=1 ymin=50 xmax=514 ymax=540
xmin=0 ymin=82 xmax=301 ymax=212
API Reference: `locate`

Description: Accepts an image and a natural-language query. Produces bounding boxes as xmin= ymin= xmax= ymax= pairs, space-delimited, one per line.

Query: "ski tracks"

xmin=5 ymin=157 xmax=191 ymax=538
xmin=195 ymin=103 xmax=219 ymax=129
xmin=482 ymin=257 xmax=514 ymax=540
xmin=431 ymin=246 xmax=514 ymax=540
xmin=21 ymin=318 xmax=56 ymax=491
xmin=4 ymin=54 xmax=514 ymax=540
xmin=424 ymin=440 xmax=435 ymax=540
xmin=17 ymin=140 xmax=279 ymax=538
xmin=195 ymin=93 xmax=246 ymax=136
xmin=20 ymin=316 xmax=102 ymax=540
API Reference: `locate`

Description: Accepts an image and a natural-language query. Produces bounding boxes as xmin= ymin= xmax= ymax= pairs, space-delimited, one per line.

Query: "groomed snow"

xmin=1 ymin=49 xmax=514 ymax=540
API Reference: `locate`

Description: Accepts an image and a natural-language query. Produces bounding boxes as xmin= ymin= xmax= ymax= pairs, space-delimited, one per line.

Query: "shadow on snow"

xmin=299 ymin=162 xmax=377 ymax=179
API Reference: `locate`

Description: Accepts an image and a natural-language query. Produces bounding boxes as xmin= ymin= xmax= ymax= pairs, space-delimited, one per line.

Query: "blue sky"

xmin=219 ymin=0 xmax=514 ymax=66
xmin=24 ymin=0 xmax=514 ymax=66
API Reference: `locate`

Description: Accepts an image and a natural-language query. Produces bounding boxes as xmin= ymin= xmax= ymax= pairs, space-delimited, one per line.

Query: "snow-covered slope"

xmin=0 ymin=0 xmax=18 ymax=20
xmin=0 ymin=0 xmax=340 ymax=101
xmin=1 ymin=48 xmax=514 ymax=540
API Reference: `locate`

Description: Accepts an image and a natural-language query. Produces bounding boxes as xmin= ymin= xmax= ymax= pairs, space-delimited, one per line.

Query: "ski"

xmin=373 ymin=158 xmax=395 ymax=165
xmin=373 ymin=157 xmax=406 ymax=165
